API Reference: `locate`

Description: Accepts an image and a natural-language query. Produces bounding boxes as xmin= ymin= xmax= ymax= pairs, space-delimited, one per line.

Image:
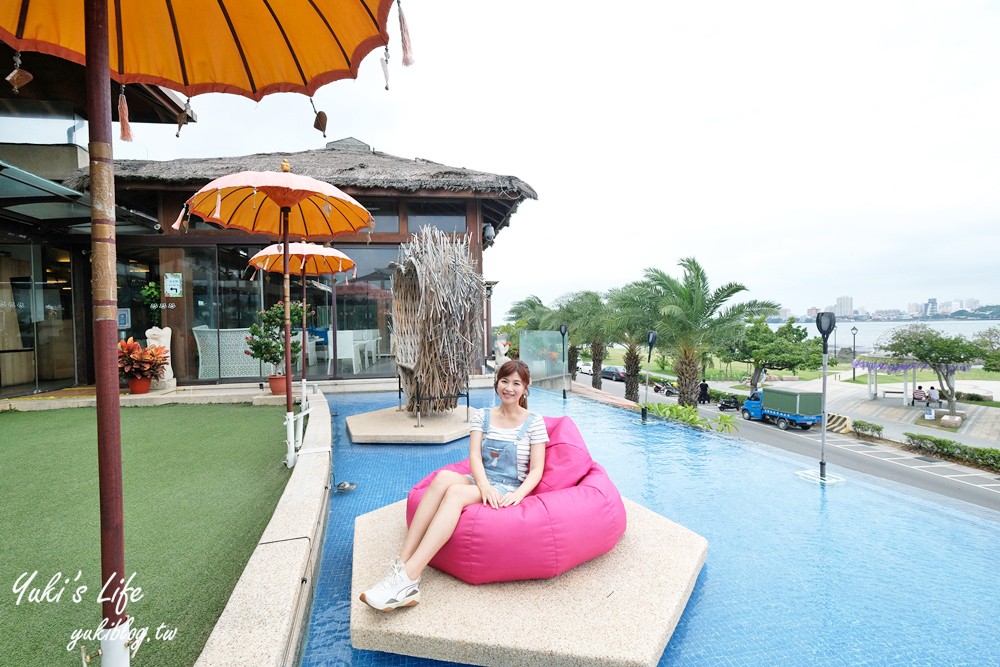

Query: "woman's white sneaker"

xmin=360 ymin=559 xmax=420 ymax=611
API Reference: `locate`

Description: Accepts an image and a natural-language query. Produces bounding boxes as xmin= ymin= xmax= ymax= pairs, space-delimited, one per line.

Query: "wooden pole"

xmin=282 ymin=211 xmax=293 ymax=413
xmin=85 ymin=0 xmax=127 ymax=629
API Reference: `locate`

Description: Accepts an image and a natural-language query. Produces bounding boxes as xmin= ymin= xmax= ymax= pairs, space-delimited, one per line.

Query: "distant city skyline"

xmin=789 ymin=294 xmax=989 ymax=319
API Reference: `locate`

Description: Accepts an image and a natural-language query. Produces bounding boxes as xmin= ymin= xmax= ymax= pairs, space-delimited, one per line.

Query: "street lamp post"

xmin=815 ymin=312 xmax=836 ymax=480
xmin=559 ymin=324 xmax=568 ymax=400
xmin=851 ymin=326 xmax=858 ymax=381
xmin=642 ymin=330 xmax=658 ymax=423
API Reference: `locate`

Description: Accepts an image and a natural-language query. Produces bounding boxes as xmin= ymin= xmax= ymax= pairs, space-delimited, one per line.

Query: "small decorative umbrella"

xmin=249 ymin=242 xmax=355 ymax=467
xmin=183 ymin=163 xmax=372 ymax=467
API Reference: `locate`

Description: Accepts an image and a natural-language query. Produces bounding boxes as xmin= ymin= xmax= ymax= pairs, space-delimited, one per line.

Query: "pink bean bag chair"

xmin=405 ymin=415 xmax=627 ymax=584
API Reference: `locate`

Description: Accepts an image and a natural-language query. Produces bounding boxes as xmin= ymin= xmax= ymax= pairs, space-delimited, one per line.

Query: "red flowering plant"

xmin=117 ymin=337 xmax=170 ymax=380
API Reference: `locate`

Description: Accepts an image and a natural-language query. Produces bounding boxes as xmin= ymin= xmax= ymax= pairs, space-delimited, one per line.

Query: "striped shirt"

xmin=470 ymin=408 xmax=548 ymax=481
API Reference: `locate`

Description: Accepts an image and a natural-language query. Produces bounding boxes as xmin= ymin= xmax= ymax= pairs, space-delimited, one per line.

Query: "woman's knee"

xmin=430 ymin=470 xmax=467 ymax=489
xmin=442 ymin=483 xmax=479 ymax=507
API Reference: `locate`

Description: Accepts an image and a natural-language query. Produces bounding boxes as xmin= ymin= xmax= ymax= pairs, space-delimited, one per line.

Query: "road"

xmin=576 ymin=372 xmax=1000 ymax=515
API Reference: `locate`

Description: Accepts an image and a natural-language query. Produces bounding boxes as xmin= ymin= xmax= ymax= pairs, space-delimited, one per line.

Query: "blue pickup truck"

xmin=740 ymin=388 xmax=823 ymax=431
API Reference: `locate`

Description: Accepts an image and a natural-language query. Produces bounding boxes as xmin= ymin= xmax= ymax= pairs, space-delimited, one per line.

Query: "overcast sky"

xmin=115 ymin=0 xmax=1000 ymax=320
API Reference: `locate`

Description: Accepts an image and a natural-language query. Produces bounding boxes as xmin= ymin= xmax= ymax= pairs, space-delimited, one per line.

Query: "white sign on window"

xmin=163 ymin=273 xmax=183 ymax=297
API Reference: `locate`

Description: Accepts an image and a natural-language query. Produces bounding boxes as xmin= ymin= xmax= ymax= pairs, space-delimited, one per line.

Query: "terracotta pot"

xmin=267 ymin=375 xmax=286 ymax=395
xmin=128 ymin=376 xmax=152 ymax=395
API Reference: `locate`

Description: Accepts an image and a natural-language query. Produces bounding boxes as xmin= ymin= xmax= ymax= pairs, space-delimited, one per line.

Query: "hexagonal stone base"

xmin=346 ymin=406 xmax=473 ymax=444
xmin=350 ymin=498 xmax=707 ymax=667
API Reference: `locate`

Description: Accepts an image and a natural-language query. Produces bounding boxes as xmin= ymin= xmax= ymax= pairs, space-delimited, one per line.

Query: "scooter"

xmin=717 ymin=396 xmax=740 ymax=411
xmin=653 ymin=381 xmax=678 ymax=396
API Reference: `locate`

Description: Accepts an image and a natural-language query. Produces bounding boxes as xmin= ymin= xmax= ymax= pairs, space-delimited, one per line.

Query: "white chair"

xmin=337 ymin=330 xmax=361 ymax=375
xmin=192 ymin=325 xmax=275 ymax=378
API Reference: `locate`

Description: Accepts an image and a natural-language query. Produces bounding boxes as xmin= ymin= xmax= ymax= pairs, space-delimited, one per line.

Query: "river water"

xmin=769 ymin=319 xmax=999 ymax=354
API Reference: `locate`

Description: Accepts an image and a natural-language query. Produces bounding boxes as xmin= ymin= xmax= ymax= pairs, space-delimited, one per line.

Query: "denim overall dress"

xmin=472 ymin=409 xmax=536 ymax=495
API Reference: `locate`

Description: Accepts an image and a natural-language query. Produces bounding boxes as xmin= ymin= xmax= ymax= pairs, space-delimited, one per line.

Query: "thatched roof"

xmin=65 ymin=137 xmax=535 ymax=233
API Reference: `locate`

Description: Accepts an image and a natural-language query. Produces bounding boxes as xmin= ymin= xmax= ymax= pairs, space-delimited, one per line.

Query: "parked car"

xmin=578 ymin=362 xmax=593 ymax=375
xmin=600 ymin=365 xmax=626 ymax=382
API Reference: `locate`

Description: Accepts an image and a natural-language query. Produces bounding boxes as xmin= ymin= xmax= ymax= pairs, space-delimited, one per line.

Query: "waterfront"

xmin=770 ymin=319 xmax=999 ymax=354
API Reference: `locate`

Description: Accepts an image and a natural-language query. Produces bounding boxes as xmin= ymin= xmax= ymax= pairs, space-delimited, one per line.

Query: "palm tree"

xmin=505 ymin=295 xmax=551 ymax=330
xmin=557 ymin=291 xmax=612 ymax=390
xmin=608 ymin=285 xmax=659 ymax=403
xmin=622 ymin=258 xmax=779 ymax=406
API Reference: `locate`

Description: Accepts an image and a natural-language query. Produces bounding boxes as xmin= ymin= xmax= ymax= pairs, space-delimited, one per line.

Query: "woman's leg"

xmin=404 ymin=483 xmax=482 ymax=581
xmin=399 ymin=470 xmax=471 ymax=562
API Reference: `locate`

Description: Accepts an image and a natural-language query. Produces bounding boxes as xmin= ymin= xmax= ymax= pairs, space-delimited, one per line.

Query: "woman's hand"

xmin=479 ymin=483 xmax=501 ymax=509
xmin=499 ymin=492 xmax=524 ymax=508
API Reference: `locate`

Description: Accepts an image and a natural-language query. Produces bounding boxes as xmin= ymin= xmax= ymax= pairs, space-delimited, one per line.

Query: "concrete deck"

xmin=346 ymin=405 xmax=475 ymax=443
xmin=351 ymin=498 xmax=708 ymax=667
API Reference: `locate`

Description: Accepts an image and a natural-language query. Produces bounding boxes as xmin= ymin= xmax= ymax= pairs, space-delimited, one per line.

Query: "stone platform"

xmin=346 ymin=405 xmax=474 ymax=444
xmin=350 ymin=498 xmax=708 ymax=667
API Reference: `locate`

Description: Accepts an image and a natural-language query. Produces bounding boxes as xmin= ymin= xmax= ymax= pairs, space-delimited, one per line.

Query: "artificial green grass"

xmin=0 ymin=404 xmax=291 ymax=666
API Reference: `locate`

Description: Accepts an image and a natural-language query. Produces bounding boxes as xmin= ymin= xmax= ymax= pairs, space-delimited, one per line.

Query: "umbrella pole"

xmin=85 ymin=2 xmax=131 ymax=664
xmin=301 ymin=265 xmax=308 ymax=406
xmin=282 ymin=209 xmax=295 ymax=468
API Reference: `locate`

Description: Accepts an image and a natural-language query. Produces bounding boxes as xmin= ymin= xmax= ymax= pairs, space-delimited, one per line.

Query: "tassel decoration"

xmin=171 ymin=203 xmax=188 ymax=230
xmin=118 ymin=85 xmax=133 ymax=142
xmin=380 ymin=47 xmax=390 ymax=90
xmin=5 ymin=52 xmax=33 ymax=93
xmin=213 ymin=189 xmax=221 ymax=218
xmin=252 ymin=187 xmax=258 ymax=209
xmin=398 ymin=0 xmax=414 ymax=66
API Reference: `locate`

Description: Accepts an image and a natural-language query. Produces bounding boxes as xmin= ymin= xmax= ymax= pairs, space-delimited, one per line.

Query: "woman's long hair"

xmin=495 ymin=359 xmax=531 ymax=409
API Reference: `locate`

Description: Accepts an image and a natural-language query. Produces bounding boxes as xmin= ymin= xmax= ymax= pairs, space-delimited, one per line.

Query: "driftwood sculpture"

xmin=392 ymin=227 xmax=484 ymax=413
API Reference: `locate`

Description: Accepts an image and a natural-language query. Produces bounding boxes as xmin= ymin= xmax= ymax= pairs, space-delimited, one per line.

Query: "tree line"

xmin=499 ymin=257 xmax=1000 ymax=411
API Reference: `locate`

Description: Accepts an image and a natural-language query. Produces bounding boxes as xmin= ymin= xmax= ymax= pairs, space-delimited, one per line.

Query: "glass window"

xmin=408 ymin=201 xmax=467 ymax=235
xmin=357 ymin=199 xmax=399 ymax=234
xmin=330 ymin=245 xmax=396 ymax=379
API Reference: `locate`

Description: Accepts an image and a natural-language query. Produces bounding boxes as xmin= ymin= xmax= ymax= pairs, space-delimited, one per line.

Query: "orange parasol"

xmin=0 ymin=0 xmax=401 ymax=101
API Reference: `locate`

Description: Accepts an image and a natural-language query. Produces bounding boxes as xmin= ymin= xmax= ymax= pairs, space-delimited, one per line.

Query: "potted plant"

xmin=245 ymin=301 xmax=303 ymax=394
xmin=117 ymin=337 xmax=170 ymax=394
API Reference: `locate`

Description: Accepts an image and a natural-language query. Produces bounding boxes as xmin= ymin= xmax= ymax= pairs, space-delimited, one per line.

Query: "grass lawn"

xmin=587 ymin=348 xmax=850 ymax=383
xmin=0 ymin=404 xmax=290 ymax=666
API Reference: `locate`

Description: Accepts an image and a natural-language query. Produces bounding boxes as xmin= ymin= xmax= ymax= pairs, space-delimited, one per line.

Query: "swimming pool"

xmin=300 ymin=389 xmax=1000 ymax=666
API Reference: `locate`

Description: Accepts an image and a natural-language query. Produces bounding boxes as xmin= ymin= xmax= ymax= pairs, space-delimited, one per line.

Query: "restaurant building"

xmin=0 ymin=135 xmax=535 ymax=397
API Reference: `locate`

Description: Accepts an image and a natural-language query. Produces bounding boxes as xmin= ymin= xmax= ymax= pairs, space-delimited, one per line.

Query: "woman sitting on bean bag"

xmin=360 ymin=359 xmax=548 ymax=611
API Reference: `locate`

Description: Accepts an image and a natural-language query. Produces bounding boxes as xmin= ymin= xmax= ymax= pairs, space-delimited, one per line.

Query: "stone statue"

xmin=146 ymin=326 xmax=174 ymax=381
xmin=494 ymin=332 xmax=510 ymax=366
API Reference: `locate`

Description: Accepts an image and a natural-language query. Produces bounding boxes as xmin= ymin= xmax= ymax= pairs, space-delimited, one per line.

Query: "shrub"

xmin=245 ymin=301 xmax=305 ymax=369
xmin=955 ymin=391 xmax=986 ymax=402
xmin=902 ymin=432 xmax=1000 ymax=474
xmin=641 ymin=403 xmax=738 ymax=433
xmin=708 ymin=388 xmax=746 ymax=405
xmin=852 ymin=420 xmax=883 ymax=438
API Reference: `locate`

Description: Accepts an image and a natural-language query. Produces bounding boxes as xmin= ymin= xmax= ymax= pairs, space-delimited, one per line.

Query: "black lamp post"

xmin=815 ymin=312 xmax=836 ymax=480
xmin=559 ymin=324 xmax=568 ymax=400
xmin=851 ymin=326 xmax=858 ymax=381
xmin=642 ymin=330 xmax=658 ymax=423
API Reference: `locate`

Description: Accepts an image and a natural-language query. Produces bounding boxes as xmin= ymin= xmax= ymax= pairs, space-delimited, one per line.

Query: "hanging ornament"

xmin=5 ymin=52 xmax=32 ymax=93
xmin=380 ymin=46 xmax=390 ymax=90
xmin=175 ymin=98 xmax=192 ymax=137
xmin=310 ymin=98 xmax=328 ymax=137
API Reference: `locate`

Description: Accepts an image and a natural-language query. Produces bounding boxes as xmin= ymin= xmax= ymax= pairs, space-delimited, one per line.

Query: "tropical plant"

xmin=245 ymin=301 xmax=304 ymax=371
xmin=882 ymin=325 xmax=982 ymax=414
xmin=117 ymin=337 xmax=169 ymax=380
xmin=140 ymin=281 xmax=162 ymax=327
xmin=607 ymin=284 xmax=659 ymax=403
xmin=555 ymin=291 xmax=613 ymax=390
xmin=505 ymin=295 xmax=552 ymax=331
xmin=620 ymin=258 xmax=779 ymax=406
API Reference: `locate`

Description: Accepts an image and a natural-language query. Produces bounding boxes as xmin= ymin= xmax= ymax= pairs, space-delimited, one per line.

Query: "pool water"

xmin=300 ymin=389 xmax=1000 ymax=667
